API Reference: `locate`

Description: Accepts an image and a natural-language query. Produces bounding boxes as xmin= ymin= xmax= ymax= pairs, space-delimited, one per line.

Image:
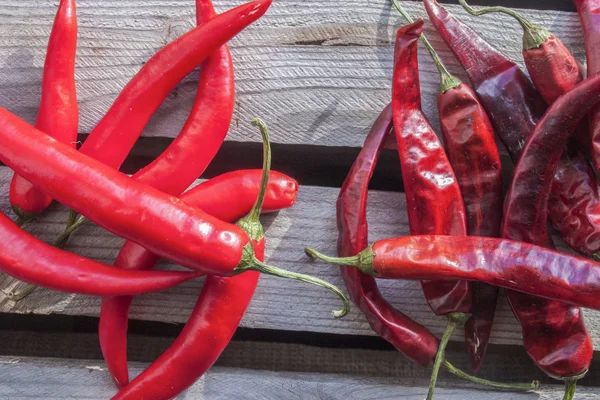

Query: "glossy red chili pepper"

xmin=0 ymin=211 xmax=199 ymax=295
xmin=111 ymin=118 xmax=285 ymax=400
xmin=0 ymin=110 xmax=349 ymax=314
xmin=459 ymin=0 xmax=583 ymax=105
xmin=77 ymin=0 xmax=269 ymax=171
xmin=338 ymin=105 xmax=537 ymax=397
xmin=100 ymin=169 xmax=298 ymax=388
xmin=99 ymin=0 xmax=236 ymax=385
xmin=574 ymin=0 xmax=600 ymax=172
xmin=500 ymin=75 xmax=600 ymax=396
xmin=307 ymin=235 xmax=600 ymax=311
xmin=391 ymin=2 xmax=502 ymax=372
xmin=9 ymin=0 xmax=78 ymax=223
xmin=424 ymin=0 xmax=600 ymax=258
xmin=392 ymin=21 xmax=472 ymax=399
xmin=424 ymin=1 xmax=594 ymax=387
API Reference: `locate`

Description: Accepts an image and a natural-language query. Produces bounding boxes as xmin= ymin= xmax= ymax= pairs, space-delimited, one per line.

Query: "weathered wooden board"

xmin=0 ymin=167 xmax=597 ymax=348
xmin=0 ymin=1 xmax=586 ymax=148
xmin=0 ymin=356 xmax=595 ymax=399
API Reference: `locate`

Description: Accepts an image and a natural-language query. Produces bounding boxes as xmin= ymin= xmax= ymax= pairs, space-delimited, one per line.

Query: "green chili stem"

xmin=563 ymin=379 xmax=577 ymax=400
xmin=458 ymin=0 xmax=551 ymax=50
xmin=236 ymin=118 xmax=271 ymax=241
xmin=390 ymin=0 xmax=461 ymax=93
xmin=443 ymin=361 xmax=541 ymax=390
xmin=54 ymin=215 xmax=89 ymax=249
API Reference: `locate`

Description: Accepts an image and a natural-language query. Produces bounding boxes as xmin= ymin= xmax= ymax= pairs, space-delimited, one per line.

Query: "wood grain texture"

xmin=0 ymin=167 xmax=598 ymax=348
xmin=0 ymin=1 xmax=586 ymax=148
xmin=0 ymin=356 xmax=594 ymax=399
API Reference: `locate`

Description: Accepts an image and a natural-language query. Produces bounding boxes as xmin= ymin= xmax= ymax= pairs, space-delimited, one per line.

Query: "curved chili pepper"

xmin=392 ymin=21 xmax=471 ymax=399
xmin=574 ymin=0 xmax=600 ymax=172
xmin=0 ymin=211 xmax=199 ymax=295
xmin=0 ymin=109 xmax=349 ymax=316
xmin=97 ymin=0 xmax=236 ymax=385
xmin=12 ymin=0 xmax=239 ymax=302
xmin=424 ymin=0 xmax=600 ymax=258
xmin=307 ymin=235 xmax=600 ymax=311
xmin=337 ymin=104 xmax=535 ymax=396
xmin=100 ymin=169 xmax=298 ymax=388
xmin=391 ymin=1 xmax=502 ymax=372
xmin=9 ymin=0 xmax=78 ymax=223
xmin=500 ymin=75 xmax=600 ymax=398
xmin=109 ymin=121 xmax=295 ymax=398
xmin=459 ymin=0 xmax=583 ymax=105
xmin=424 ymin=0 xmax=594 ymax=388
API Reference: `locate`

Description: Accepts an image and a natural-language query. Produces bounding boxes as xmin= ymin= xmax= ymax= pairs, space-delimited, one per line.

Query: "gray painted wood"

xmin=0 ymin=356 xmax=593 ymax=399
xmin=0 ymin=167 xmax=597 ymax=349
xmin=0 ymin=1 xmax=586 ymax=148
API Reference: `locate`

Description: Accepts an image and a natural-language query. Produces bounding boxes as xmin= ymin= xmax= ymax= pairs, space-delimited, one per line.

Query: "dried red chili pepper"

xmin=392 ymin=20 xmax=471 ymax=399
xmin=100 ymin=169 xmax=298 ymax=387
xmin=338 ymin=105 xmax=537 ymax=394
xmin=0 ymin=109 xmax=349 ymax=315
xmin=392 ymin=0 xmax=502 ymax=372
xmin=0 ymin=211 xmax=199 ymax=296
xmin=109 ymin=120 xmax=295 ymax=397
xmin=58 ymin=0 xmax=271 ymax=237
xmin=574 ymin=0 xmax=600 ymax=172
xmin=424 ymin=0 xmax=594 ymax=387
xmin=459 ymin=0 xmax=583 ymax=105
xmin=424 ymin=0 xmax=600 ymax=258
xmin=307 ymin=235 xmax=600 ymax=312
xmin=9 ymin=0 xmax=78 ymax=224
xmin=501 ymin=74 xmax=600 ymax=399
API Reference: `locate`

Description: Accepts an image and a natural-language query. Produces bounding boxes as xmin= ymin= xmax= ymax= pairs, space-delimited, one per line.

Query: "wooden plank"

xmin=0 ymin=1 xmax=586 ymax=148
xmin=0 ymin=356 xmax=593 ymax=399
xmin=0 ymin=167 xmax=598 ymax=348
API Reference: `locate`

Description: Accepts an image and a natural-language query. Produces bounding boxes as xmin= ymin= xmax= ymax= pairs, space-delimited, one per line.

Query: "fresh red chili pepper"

xmin=424 ymin=0 xmax=600 ymax=258
xmin=100 ymin=169 xmax=298 ymax=388
xmin=574 ymin=0 xmax=600 ymax=172
xmin=111 ymin=118 xmax=278 ymax=400
xmin=0 ymin=211 xmax=199 ymax=295
xmin=392 ymin=20 xmax=471 ymax=399
xmin=459 ymin=0 xmax=583 ymax=105
xmin=9 ymin=0 xmax=78 ymax=223
xmin=338 ymin=104 xmax=536 ymax=396
xmin=307 ymin=235 xmax=600 ymax=311
xmin=0 ymin=109 xmax=349 ymax=315
xmin=97 ymin=0 xmax=236 ymax=385
xmin=501 ymin=74 xmax=600 ymax=398
xmin=11 ymin=0 xmax=239 ymax=302
xmin=424 ymin=0 xmax=594 ymax=387
xmin=391 ymin=1 xmax=502 ymax=372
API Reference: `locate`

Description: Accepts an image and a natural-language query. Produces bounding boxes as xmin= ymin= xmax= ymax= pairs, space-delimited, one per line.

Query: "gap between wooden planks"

xmin=0 ymin=167 xmax=598 ymax=349
xmin=0 ymin=1 xmax=585 ymax=149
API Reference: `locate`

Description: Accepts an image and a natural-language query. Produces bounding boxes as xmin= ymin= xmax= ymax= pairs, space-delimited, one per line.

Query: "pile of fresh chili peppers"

xmin=4 ymin=0 xmax=600 ymax=398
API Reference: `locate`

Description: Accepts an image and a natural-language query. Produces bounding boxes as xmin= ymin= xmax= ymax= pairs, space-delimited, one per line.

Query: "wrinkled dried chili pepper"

xmin=459 ymin=0 xmax=583 ymax=105
xmin=502 ymin=74 xmax=600 ymax=399
xmin=426 ymin=0 xmax=594 ymax=389
xmin=58 ymin=0 xmax=271 ymax=239
xmin=111 ymin=120 xmax=285 ymax=399
xmin=574 ymin=0 xmax=600 ymax=172
xmin=307 ymin=235 xmax=600 ymax=312
xmin=101 ymin=170 xmax=298 ymax=387
xmin=9 ymin=0 xmax=78 ymax=224
xmin=392 ymin=20 xmax=471 ymax=399
xmin=336 ymin=105 xmax=537 ymax=394
xmin=0 ymin=109 xmax=349 ymax=316
xmin=392 ymin=0 xmax=502 ymax=372
xmin=424 ymin=0 xmax=600 ymax=258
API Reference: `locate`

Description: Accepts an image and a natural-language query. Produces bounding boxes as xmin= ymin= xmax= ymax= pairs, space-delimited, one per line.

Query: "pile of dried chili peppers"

xmin=4 ymin=0 xmax=600 ymax=398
